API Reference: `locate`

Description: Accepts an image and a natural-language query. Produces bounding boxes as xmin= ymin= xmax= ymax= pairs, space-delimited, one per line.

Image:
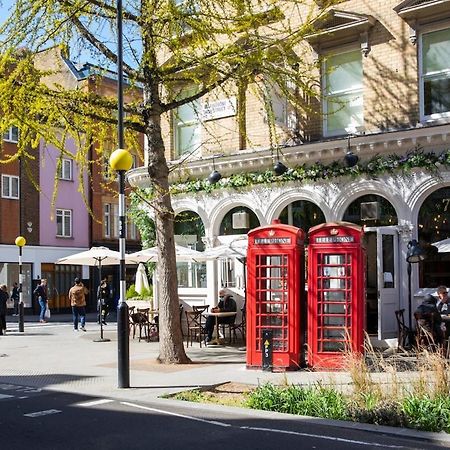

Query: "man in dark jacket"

xmin=414 ymin=294 xmax=443 ymax=345
xmin=204 ymin=289 xmax=237 ymax=344
xmin=11 ymin=282 xmax=19 ymax=316
xmin=0 ymin=284 xmax=9 ymax=335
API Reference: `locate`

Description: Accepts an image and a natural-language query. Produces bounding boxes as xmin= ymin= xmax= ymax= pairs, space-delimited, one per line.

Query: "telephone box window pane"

xmin=323 ymin=328 xmax=346 ymax=339
xmin=323 ymin=291 xmax=346 ymax=302
xmin=323 ymin=341 xmax=345 ymax=351
xmin=322 ymin=303 xmax=346 ymax=315
xmin=323 ymin=315 xmax=346 ymax=326
xmin=322 ymin=278 xmax=346 ymax=289
xmin=323 ymin=254 xmax=346 ymax=265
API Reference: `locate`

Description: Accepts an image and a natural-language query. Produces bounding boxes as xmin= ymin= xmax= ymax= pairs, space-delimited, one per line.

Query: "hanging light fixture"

xmin=344 ymin=134 xmax=359 ymax=167
xmin=208 ymin=155 xmax=222 ymax=184
xmin=273 ymin=147 xmax=288 ymax=176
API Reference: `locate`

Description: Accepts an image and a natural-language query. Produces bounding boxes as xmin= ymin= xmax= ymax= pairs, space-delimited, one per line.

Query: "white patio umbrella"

xmin=135 ymin=263 xmax=150 ymax=295
xmin=126 ymin=244 xmax=209 ymax=264
xmin=55 ymin=246 xmax=121 ymax=267
xmin=432 ymin=238 xmax=450 ymax=253
xmin=203 ymin=238 xmax=248 ymax=259
xmin=56 ymin=246 xmax=121 ymax=342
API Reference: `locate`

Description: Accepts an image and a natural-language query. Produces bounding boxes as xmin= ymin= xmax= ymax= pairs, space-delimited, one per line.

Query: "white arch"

xmin=209 ymin=194 xmax=265 ymax=238
xmin=172 ymin=198 xmax=210 ymax=231
xmin=332 ymin=178 xmax=406 ymax=222
xmin=408 ymin=172 xmax=450 ymax=232
xmin=267 ymin=187 xmax=332 ymax=223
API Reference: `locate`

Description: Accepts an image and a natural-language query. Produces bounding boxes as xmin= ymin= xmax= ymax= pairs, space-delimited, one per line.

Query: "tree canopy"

xmin=0 ymin=0 xmax=336 ymax=363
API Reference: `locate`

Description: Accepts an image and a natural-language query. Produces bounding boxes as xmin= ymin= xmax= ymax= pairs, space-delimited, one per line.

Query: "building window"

xmin=104 ymin=204 xmax=111 ymax=237
xmin=1 ymin=175 xmax=19 ymax=199
xmin=128 ymin=221 xmax=138 ymax=240
xmin=56 ymin=209 xmax=72 ymax=237
xmin=3 ymin=126 xmax=19 ymax=143
xmin=174 ymin=92 xmax=201 ymax=158
xmin=58 ymin=158 xmax=73 ymax=180
xmin=323 ymin=49 xmax=363 ymax=137
xmin=420 ymin=27 xmax=450 ymax=121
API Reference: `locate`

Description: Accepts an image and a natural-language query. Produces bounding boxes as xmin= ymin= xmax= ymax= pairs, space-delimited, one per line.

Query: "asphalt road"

xmin=1 ymin=382 xmax=448 ymax=450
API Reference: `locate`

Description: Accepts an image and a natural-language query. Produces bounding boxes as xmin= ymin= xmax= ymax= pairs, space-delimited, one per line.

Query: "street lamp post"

xmin=15 ymin=235 xmax=26 ymax=333
xmin=406 ymin=239 xmax=425 ymax=331
xmin=110 ymin=0 xmax=133 ymax=389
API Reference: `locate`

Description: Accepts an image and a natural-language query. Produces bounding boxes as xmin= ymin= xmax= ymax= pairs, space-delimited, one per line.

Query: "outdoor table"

xmin=205 ymin=311 xmax=237 ymax=345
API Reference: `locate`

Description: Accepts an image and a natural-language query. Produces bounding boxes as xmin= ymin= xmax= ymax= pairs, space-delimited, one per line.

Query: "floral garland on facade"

xmin=130 ymin=147 xmax=449 ymax=205
xmin=168 ymin=147 xmax=449 ymax=196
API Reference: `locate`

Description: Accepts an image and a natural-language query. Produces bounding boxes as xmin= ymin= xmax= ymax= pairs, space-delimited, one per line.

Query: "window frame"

xmin=58 ymin=158 xmax=73 ymax=181
xmin=419 ymin=23 xmax=450 ymax=123
xmin=56 ymin=208 xmax=72 ymax=238
xmin=3 ymin=126 xmax=19 ymax=143
xmin=322 ymin=47 xmax=364 ymax=137
xmin=1 ymin=174 xmax=19 ymax=199
xmin=173 ymin=89 xmax=201 ymax=158
xmin=104 ymin=203 xmax=111 ymax=238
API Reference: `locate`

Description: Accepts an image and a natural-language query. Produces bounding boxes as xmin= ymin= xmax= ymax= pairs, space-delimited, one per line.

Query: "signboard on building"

xmin=201 ymin=97 xmax=236 ymax=121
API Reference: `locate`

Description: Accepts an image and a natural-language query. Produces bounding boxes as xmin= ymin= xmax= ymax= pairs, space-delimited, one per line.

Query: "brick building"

xmin=128 ymin=0 xmax=450 ymax=345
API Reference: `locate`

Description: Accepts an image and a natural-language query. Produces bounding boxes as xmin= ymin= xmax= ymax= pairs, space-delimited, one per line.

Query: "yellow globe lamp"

xmin=15 ymin=236 xmax=26 ymax=247
xmin=109 ymin=149 xmax=133 ymax=172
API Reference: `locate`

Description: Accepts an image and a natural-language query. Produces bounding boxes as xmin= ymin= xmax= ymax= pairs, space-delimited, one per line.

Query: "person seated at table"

xmin=414 ymin=294 xmax=444 ymax=345
xmin=204 ymin=289 xmax=237 ymax=345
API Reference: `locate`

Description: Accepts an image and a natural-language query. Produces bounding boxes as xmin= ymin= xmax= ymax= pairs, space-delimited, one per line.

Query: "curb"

xmin=147 ymin=395 xmax=450 ymax=446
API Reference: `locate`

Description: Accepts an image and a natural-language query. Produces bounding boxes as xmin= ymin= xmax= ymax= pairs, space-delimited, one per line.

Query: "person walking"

xmin=97 ymin=277 xmax=111 ymax=325
xmin=0 ymin=284 xmax=9 ymax=335
xmin=33 ymin=278 xmax=48 ymax=323
xmin=69 ymin=277 xmax=88 ymax=331
xmin=11 ymin=282 xmax=19 ymax=316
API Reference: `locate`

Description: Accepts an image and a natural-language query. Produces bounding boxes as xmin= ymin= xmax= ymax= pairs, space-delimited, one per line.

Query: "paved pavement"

xmin=1 ymin=312 xmax=450 ymax=446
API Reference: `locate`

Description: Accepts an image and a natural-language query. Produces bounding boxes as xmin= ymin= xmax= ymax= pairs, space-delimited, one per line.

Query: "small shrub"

xmin=126 ymin=284 xmax=139 ymax=299
xmin=348 ymin=400 xmax=407 ymax=428
xmin=246 ymin=383 xmax=348 ymax=421
xmin=172 ymin=389 xmax=205 ymax=403
xmin=402 ymin=395 xmax=450 ymax=433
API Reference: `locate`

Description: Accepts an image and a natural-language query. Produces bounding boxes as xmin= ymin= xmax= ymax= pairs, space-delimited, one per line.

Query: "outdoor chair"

xmin=129 ymin=308 xmax=151 ymax=342
xmin=414 ymin=312 xmax=440 ymax=351
xmin=185 ymin=310 xmax=206 ymax=347
xmin=394 ymin=309 xmax=413 ymax=350
xmin=230 ymin=308 xmax=246 ymax=344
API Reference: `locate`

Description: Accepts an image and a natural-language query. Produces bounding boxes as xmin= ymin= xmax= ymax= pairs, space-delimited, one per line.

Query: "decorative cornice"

xmin=127 ymin=123 xmax=450 ymax=188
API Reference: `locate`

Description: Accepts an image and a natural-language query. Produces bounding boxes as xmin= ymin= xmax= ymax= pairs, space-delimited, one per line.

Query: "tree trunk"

xmin=144 ymin=92 xmax=190 ymax=364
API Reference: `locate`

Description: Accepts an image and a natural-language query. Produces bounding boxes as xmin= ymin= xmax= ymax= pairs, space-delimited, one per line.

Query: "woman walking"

xmin=0 ymin=284 xmax=9 ymax=334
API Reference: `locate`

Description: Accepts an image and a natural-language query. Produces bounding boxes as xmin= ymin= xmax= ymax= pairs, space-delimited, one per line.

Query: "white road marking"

xmin=76 ymin=399 xmax=114 ymax=407
xmin=121 ymin=402 xmax=231 ymax=427
xmin=0 ymin=394 xmax=14 ymax=400
xmin=120 ymin=402 xmax=405 ymax=448
xmin=24 ymin=409 xmax=61 ymax=418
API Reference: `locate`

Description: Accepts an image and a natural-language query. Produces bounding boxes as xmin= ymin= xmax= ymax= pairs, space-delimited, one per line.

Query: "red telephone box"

xmin=247 ymin=222 xmax=305 ymax=370
xmin=308 ymin=222 xmax=365 ymax=369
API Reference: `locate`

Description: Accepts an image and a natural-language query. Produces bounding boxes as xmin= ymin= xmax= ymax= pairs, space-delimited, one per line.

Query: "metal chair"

xmin=394 ymin=309 xmax=412 ymax=350
xmin=231 ymin=308 xmax=246 ymax=344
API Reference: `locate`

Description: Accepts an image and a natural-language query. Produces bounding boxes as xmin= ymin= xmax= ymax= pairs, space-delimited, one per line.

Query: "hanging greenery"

xmin=131 ymin=146 xmax=448 ymax=202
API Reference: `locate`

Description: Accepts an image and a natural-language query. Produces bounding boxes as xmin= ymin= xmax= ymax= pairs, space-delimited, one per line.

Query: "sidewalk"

xmin=1 ymin=314 xmax=450 ymax=446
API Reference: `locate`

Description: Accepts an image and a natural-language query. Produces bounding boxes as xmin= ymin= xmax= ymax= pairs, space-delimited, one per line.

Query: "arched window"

xmin=279 ymin=200 xmax=325 ymax=233
xmin=418 ymin=187 xmax=450 ymax=288
xmin=219 ymin=206 xmax=260 ymax=235
xmin=342 ymin=194 xmax=397 ymax=226
xmin=174 ymin=211 xmax=206 ymax=288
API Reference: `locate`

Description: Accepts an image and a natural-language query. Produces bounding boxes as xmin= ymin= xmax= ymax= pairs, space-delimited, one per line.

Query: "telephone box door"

xmin=247 ymin=223 xmax=305 ymax=370
xmin=308 ymin=223 xmax=365 ymax=369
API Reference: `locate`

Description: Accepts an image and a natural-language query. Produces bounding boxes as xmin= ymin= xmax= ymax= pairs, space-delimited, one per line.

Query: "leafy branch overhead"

xmin=0 ymin=0 xmax=342 ymax=365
